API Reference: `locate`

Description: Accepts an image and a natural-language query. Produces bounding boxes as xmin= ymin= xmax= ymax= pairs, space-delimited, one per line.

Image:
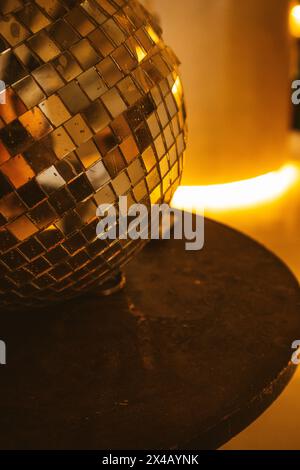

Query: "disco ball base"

xmin=0 ymin=0 xmax=187 ymax=308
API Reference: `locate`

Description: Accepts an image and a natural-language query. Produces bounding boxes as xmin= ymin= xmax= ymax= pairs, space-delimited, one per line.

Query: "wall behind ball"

xmin=149 ymin=0 xmax=290 ymax=185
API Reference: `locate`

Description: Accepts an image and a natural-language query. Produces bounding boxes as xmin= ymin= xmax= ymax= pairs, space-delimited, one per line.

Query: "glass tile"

xmin=159 ymin=79 xmax=170 ymax=98
xmin=14 ymin=44 xmax=41 ymax=73
xmin=48 ymin=187 xmax=75 ymax=215
xmin=17 ymin=179 xmax=45 ymax=209
xmin=112 ymin=44 xmax=136 ymax=73
xmin=165 ymin=93 xmax=177 ymax=118
xmin=86 ymin=160 xmax=110 ymax=190
xmin=101 ymin=88 xmax=126 ymax=118
xmin=39 ymin=95 xmax=71 ymax=127
xmin=13 ymin=76 xmax=45 ymax=109
xmin=0 ymin=15 xmax=29 ymax=47
xmin=8 ymin=215 xmax=38 ymax=240
xmin=76 ymin=198 xmax=97 ymax=224
xmin=23 ymin=142 xmax=57 ymax=174
xmin=97 ymin=57 xmax=123 ymax=87
xmin=44 ymin=127 xmax=76 ymax=159
xmin=88 ymin=29 xmax=114 ymax=57
xmin=19 ymin=238 xmax=44 ymax=260
xmin=1 ymin=249 xmax=27 ymax=270
xmin=111 ymin=171 xmax=130 ymax=194
xmin=19 ymin=107 xmax=53 ymax=140
xmin=37 ymin=225 xmax=63 ymax=249
xmin=146 ymin=166 xmax=160 ymax=192
xmin=77 ymin=68 xmax=107 ymax=100
xmin=95 ymin=0 xmax=116 ymax=15
xmin=68 ymin=174 xmax=94 ymax=202
xmin=82 ymin=100 xmax=110 ymax=133
xmin=68 ymin=250 xmax=90 ymax=270
xmin=125 ymin=104 xmax=143 ymax=130
xmin=64 ymin=114 xmax=93 ymax=146
xmin=114 ymin=11 xmax=134 ymax=35
xmin=111 ymin=115 xmax=131 ymax=140
xmin=157 ymin=102 xmax=169 ymax=128
xmin=0 ymin=173 xmax=14 ymax=199
xmin=147 ymin=113 xmax=160 ymax=138
xmin=0 ymin=0 xmax=23 ymax=15
xmin=134 ymin=123 xmax=152 ymax=153
xmin=101 ymin=19 xmax=125 ymax=45
xmin=70 ymin=39 xmax=99 ymax=70
xmin=81 ymin=0 xmax=107 ymax=26
xmin=27 ymin=31 xmax=61 ymax=62
xmin=58 ymin=81 xmax=90 ymax=114
xmin=32 ymin=64 xmax=64 ymax=96
xmin=0 ymin=121 xmax=33 ymax=157
xmin=26 ymin=256 xmax=51 ymax=276
xmin=0 ymin=228 xmax=17 ymax=252
xmin=35 ymin=0 xmax=67 ymax=20
xmin=119 ymin=135 xmax=139 ymax=164
xmin=117 ymin=77 xmax=141 ymax=105
xmin=93 ymin=185 xmax=115 ymax=205
xmin=159 ymin=155 xmax=169 ymax=178
xmin=104 ymin=147 xmax=125 ymax=178
xmin=135 ymin=27 xmax=153 ymax=52
xmin=55 ymin=210 xmax=82 ymax=236
xmin=55 ymin=152 xmax=83 ymax=182
xmin=142 ymin=146 xmax=156 ymax=172
xmin=154 ymin=134 xmax=166 ymax=159
xmin=164 ymin=125 xmax=174 ymax=150
xmin=29 ymin=200 xmax=56 ymax=229
xmin=127 ymin=158 xmax=144 ymax=185
xmin=53 ymin=52 xmax=82 ymax=82
xmin=94 ymin=126 xmax=118 ymax=155
xmin=16 ymin=3 xmax=50 ymax=34
xmin=45 ymin=245 xmax=68 ymax=264
xmin=36 ymin=165 xmax=66 ymax=195
xmin=132 ymin=65 xmax=152 ymax=93
xmin=76 ymin=140 xmax=102 ymax=169
xmin=0 ymin=141 xmax=11 ymax=165
xmin=48 ymin=19 xmax=80 ymax=50
xmin=0 ymin=88 xmax=27 ymax=125
xmin=66 ymin=6 xmax=96 ymax=37
xmin=63 ymin=232 xmax=86 ymax=254
xmin=133 ymin=179 xmax=147 ymax=201
xmin=0 ymin=192 xmax=26 ymax=221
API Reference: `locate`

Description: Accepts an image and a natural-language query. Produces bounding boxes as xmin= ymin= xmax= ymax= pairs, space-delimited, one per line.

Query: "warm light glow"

xmin=135 ymin=45 xmax=147 ymax=62
xmin=146 ymin=25 xmax=160 ymax=44
xmin=172 ymin=163 xmax=300 ymax=212
xmin=290 ymin=4 xmax=300 ymax=38
xmin=172 ymin=76 xmax=183 ymax=107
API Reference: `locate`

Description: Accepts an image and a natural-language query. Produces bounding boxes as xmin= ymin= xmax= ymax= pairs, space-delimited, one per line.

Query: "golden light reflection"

xmin=146 ymin=25 xmax=160 ymax=44
xmin=290 ymin=4 xmax=300 ymax=38
xmin=172 ymin=163 xmax=300 ymax=212
xmin=135 ymin=45 xmax=147 ymax=62
xmin=172 ymin=76 xmax=183 ymax=107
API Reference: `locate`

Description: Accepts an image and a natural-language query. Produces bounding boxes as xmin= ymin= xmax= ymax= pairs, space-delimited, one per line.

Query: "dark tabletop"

xmin=0 ymin=218 xmax=299 ymax=450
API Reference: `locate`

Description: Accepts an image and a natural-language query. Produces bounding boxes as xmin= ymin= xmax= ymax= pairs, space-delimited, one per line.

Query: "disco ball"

xmin=0 ymin=0 xmax=187 ymax=307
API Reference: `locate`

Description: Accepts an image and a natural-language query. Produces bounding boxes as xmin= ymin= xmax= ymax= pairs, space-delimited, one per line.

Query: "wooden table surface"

xmin=0 ymin=218 xmax=299 ymax=449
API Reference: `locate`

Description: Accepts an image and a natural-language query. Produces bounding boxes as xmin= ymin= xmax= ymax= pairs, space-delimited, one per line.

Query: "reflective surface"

xmin=0 ymin=0 xmax=187 ymax=306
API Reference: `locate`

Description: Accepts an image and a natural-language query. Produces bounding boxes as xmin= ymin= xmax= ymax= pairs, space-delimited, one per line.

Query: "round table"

xmin=0 ymin=218 xmax=299 ymax=450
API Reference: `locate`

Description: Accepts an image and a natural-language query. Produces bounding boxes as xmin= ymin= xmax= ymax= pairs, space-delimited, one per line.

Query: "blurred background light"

xmin=172 ymin=162 xmax=300 ymax=212
xmin=290 ymin=3 xmax=300 ymax=38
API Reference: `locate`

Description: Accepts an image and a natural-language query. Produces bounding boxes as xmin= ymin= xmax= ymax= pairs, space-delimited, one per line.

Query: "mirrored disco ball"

xmin=0 ymin=0 xmax=187 ymax=307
